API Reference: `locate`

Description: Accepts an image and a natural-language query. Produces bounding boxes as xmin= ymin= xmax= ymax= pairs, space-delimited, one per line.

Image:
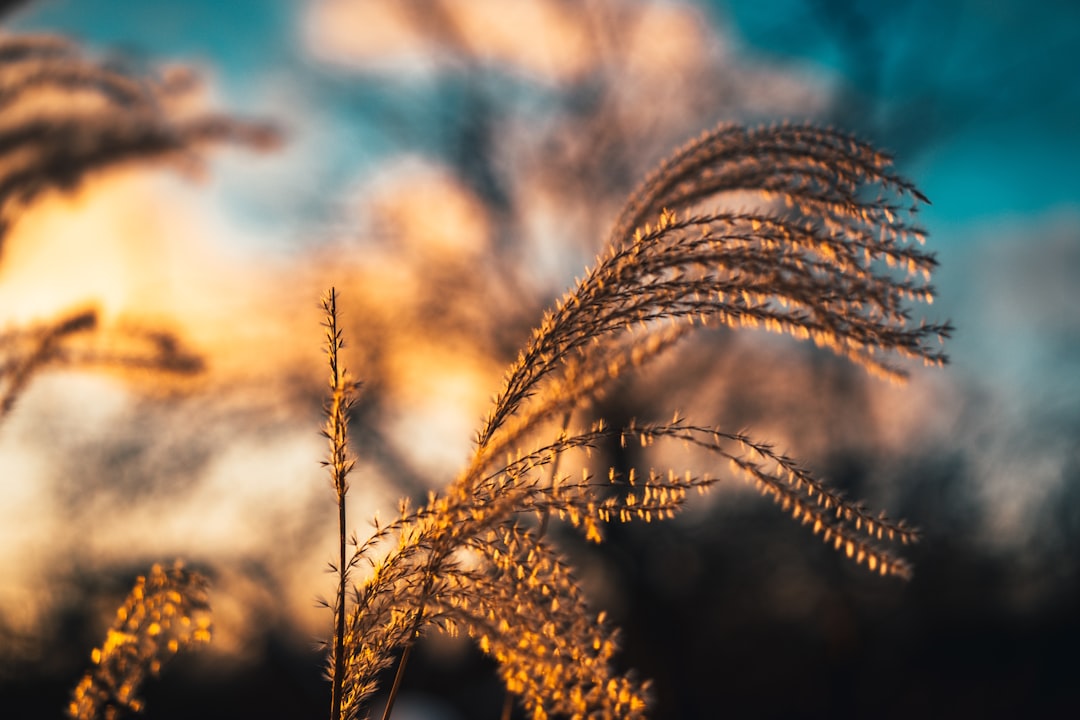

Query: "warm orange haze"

xmin=2 ymin=1 xmax=1078 ymax=719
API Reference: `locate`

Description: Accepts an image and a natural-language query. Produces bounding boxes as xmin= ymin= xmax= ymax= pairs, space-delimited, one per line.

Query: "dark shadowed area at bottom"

xmin=4 ymin=501 xmax=1078 ymax=720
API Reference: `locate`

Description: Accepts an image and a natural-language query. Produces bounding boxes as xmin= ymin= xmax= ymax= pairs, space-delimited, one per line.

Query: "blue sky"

xmin=725 ymin=0 xmax=1080 ymax=226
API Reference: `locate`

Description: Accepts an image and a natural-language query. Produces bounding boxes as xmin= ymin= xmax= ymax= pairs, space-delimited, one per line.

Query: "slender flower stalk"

xmin=322 ymin=288 xmax=359 ymax=720
xmin=0 ymin=309 xmax=96 ymax=422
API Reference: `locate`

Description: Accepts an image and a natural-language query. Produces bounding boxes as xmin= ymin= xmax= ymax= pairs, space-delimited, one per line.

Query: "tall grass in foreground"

xmin=65 ymin=119 xmax=950 ymax=717
xmin=312 ymin=123 xmax=951 ymax=719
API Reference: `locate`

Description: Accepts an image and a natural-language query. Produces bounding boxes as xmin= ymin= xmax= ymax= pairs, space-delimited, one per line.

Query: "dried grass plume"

xmin=321 ymin=122 xmax=951 ymax=719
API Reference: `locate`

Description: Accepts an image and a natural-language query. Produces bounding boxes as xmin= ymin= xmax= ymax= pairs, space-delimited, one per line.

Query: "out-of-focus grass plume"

xmin=67 ymin=562 xmax=210 ymax=720
xmin=0 ymin=27 xmax=278 ymax=418
xmin=0 ymin=31 xmax=279 ymax=254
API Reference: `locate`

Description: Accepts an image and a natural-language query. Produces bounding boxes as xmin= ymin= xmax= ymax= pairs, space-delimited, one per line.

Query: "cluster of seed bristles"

xmin=317 ymin=121 xmax=950 ymax=720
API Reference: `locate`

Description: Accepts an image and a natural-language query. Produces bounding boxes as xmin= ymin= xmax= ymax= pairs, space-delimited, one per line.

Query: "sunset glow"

xmin=2 ymin=2 xmax=1078 ymax=719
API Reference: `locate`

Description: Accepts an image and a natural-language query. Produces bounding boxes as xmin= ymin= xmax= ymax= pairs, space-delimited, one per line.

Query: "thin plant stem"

xmin=324 ymin=288 xmax=356 ymax=720
xmin=380 ymin=564 xmax=437 ymax=720
xmin=380 ymin=639 xmax=415 ymax=720
xmin=538 ymin=410 xmax=573 ymax=540
xmin=330 ymin=478 xmax=347 ymax=720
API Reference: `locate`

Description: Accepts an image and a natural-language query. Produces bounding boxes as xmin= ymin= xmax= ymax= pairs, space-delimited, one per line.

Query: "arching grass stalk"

xmin=329 ymin=122 xmax=951 ymax=720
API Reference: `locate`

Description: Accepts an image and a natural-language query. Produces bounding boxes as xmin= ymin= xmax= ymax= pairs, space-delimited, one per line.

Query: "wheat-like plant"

xmin=321 ymin=122 xmax=951 ymax=720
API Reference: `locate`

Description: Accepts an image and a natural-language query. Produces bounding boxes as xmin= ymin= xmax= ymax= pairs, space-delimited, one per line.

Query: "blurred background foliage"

xmin=1 ymin=1 xmax=1078 ymax=718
